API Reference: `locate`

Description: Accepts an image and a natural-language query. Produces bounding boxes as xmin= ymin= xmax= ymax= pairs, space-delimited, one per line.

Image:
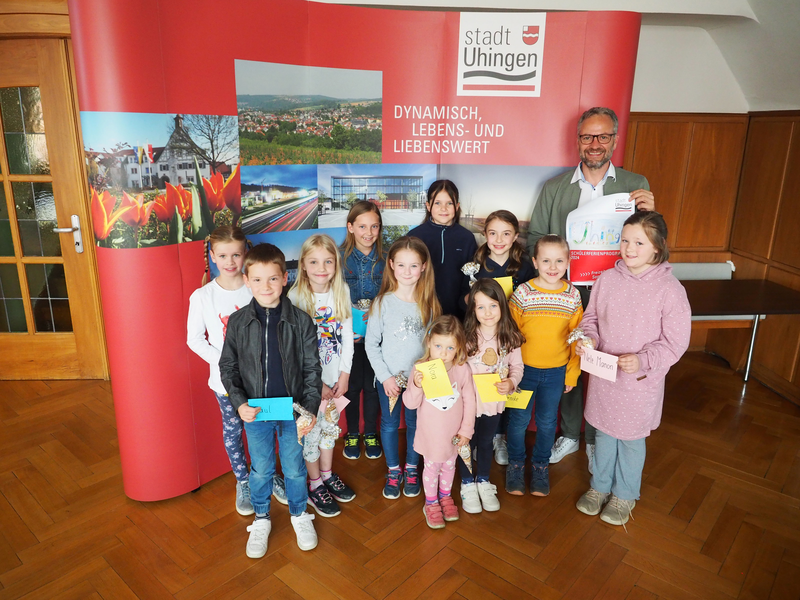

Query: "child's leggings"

xmin=214 ymin=392 xmax=249 ymax=482
xmin=423 ymin=457 xmax=456 ymax=500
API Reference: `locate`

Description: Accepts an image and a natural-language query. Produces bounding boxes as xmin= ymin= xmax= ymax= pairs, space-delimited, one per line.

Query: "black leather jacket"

xmin=219 ymin=296 xmax=322 ymax=417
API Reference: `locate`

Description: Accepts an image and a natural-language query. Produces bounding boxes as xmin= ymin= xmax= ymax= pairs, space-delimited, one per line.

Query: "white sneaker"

xmin=477 ymin=481 xmax=500 ymax=512
xmin=291 ymin=511 xmax=318 ymax=551
xmin=245 ymin=518 xmax=271 ymax=558
xmin=586 ymin=443 xmax=596 ymax=475
xmin=460 ymin=482 xmax=482 ymax=514
xmin=549 ymin=436 xmax=579 ymax=464
xmin=493 ymin=435 xmax=509 ymax=466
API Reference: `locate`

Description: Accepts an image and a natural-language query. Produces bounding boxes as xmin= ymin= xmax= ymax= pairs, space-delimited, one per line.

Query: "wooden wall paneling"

xmin=629 ymin=120 xmax=692 ymax=248
xmin=730 ymin=120 xmax=794 ymax=258
xmin=670 ymin=250 xmax=731 ymax=263
xmin=770 ymin=121 xmax=800 ymax=270
xmin=752 ymin=266 xmax=800 ymax=384
xmin=675 ymin=121 xmax=747 ymax=249
xmin=0 ymin=0 xmax=69 ymax=37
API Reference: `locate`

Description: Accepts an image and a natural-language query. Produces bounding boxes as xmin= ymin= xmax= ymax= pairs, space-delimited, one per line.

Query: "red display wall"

xmin=68 ymin=0 xmax=641 ymax=500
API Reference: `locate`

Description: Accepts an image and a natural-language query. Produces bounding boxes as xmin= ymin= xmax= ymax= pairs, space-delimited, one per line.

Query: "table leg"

xmin=744 ymin=315 xmax=761 ymax=382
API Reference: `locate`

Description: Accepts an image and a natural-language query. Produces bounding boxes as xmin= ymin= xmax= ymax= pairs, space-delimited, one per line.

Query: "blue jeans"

xmin=506 ymin=364 xmax=566 ymax=465
xmin=590 ymin=428 xmax=646 ymax=501
xmin=243 ymin=419 xmax=307 ymax=516
xmin=376 ymin=384 xmax=419 ymax=469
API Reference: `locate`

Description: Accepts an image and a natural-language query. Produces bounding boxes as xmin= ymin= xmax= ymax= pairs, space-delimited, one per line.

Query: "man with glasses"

xmin=524 ymin=106 xmax=654 ymax=475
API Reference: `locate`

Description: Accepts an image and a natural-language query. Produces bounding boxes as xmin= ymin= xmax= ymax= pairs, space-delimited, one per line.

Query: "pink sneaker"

xmin=439 ymin=495 xmax=459 ymax=522
xmin=423 ymin=502 xmax=445 ymax=529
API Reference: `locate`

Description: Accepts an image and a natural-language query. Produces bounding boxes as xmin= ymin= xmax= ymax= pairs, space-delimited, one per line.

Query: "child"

xmin=288 ymin=234 xmax=356 ymax=518
xmin=459 ymin=210 xmax=535 ymax=311
xmin=408 ymin=179 xmax=477 ymax=319
xmin=507 ymin=235 xmax=583 ymax=496
xmin=219 ymin=243 xmax=322 ymax=558
xmin=341 ymin=201 xmax=385 ymax=460
xmin=186 ymin=226 xmax=286 ymax=515
xmin=404 ymin=316 xmax=476 ymax=528
xmin=365 ymin=236 xmax=441 ymax=499
xmin=575 ymin=212 xmax=690 ymax=526
xmin=458 ymin=279 xmax=525 ymax=513
xmin=457 ymin=210 xmax=535 ymax=466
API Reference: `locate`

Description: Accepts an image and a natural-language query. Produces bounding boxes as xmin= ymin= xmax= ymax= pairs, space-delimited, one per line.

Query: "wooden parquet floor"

xmin=1 ymin=352 xmax=799 ymax=600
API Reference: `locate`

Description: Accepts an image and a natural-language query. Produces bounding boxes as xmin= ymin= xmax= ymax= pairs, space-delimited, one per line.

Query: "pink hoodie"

xmin=581 ymin=260 xmax=691 ymax=440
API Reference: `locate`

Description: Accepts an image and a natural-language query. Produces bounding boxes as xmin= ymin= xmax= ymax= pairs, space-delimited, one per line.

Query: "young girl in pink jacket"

xmin=404 ymin=316 xmax=476 ymax=529
xmin=575 ymin=212 xmax=691 ymax=526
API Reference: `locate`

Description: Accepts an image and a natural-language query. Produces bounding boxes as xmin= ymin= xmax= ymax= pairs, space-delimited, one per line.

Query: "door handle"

xmin=53 ymin=215 xmax=84 ymax=254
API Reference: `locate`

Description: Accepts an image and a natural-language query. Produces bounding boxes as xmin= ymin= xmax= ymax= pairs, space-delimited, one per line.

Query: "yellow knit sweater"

xmin=509 ymin=279 xmax=583 ymax=386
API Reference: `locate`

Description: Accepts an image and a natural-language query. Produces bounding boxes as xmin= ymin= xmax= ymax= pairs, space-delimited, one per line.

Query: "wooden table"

xmin=682 ymin=279 xmax=800 ymax=381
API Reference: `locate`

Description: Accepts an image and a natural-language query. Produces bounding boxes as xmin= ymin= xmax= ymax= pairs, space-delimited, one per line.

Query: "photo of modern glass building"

xmin=330 ymin=175 xmax=425 ymax=210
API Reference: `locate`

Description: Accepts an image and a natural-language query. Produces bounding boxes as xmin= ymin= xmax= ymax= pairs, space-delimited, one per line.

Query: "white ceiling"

xmin=312 ymin=0 xmax=800 ymax=111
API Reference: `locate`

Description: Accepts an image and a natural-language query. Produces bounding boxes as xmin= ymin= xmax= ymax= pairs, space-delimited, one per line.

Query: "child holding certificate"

xmin=575 ymin=212 xmax=690 ymax=527
xmin=219 ymin=243 xmax=322 ymax=558
xmin=403 ymin=316 xmax=476 ymax=529
xmin=458 ymin=279 xmax=524 ymax=513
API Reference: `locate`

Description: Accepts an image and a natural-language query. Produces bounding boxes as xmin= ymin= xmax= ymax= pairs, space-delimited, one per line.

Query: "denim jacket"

xmin=343 ymin=245 xmax=385 ymax=304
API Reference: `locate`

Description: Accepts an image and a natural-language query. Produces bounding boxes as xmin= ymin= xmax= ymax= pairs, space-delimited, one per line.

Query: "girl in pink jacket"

xmin=575 ymin=212 xmax=691 ymax=527
xmin=404 ymin=316 xmax=476 ymax=529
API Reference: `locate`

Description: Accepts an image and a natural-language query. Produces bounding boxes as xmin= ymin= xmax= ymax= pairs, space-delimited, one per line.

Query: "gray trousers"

xmin=559 ymin=284 xmax=596 ymax=444
xmin=590 ymin=428 xmax=646 ymax=501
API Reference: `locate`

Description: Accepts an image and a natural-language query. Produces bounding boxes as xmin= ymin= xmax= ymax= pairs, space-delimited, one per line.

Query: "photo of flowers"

xmin=81 ymin=111 xmax=241 ymax=248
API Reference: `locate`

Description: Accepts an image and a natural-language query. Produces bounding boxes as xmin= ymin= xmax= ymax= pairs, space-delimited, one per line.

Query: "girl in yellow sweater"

xmin=507 ymin=235 xmax=583 ymax=496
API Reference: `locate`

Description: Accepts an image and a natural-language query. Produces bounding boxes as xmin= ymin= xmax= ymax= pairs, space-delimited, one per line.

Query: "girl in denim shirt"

xmin=341 ymin=201 xmax=386 ymax=460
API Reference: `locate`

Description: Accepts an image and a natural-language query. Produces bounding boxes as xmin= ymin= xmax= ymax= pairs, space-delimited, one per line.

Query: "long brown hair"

xmin=372 ymin=236 xmax=441 ymax=328
xmin=464 ymin=278 xmax=525 ymax=357
xmin=341 ymin=200 xmax=384 ymax=262
xmin=417 ymin=315 xmax=467 ymax=367
xmin=203 ymin=225 xmax=249 ymax=285
xmin=473 ymin=210 xmax=526 ymax=277
xmin=422 ymin=179 xmax=461 ymax=225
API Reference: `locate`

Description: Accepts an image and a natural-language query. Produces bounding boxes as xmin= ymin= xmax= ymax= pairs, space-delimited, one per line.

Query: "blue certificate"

xmin=249 ymin=397 xmax=294 ymax=421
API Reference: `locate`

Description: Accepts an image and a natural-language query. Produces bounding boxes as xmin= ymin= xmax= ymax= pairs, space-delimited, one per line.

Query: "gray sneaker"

xmin=272 ymin=475 xmax=288 ymax=505
xmin=236 ymin=480 xmax=254 ymax=516
xmin=600 ymin=495 xmax=636 ymax=526
xmin=493 ymin=435 xmax=509 ymax=466
xmin=576 ymin=487 xmax=610 ymax=516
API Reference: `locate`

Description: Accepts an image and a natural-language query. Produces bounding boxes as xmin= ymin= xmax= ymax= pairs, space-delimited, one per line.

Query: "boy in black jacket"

xmin=220 ymin=243 xmax=322 ymax=558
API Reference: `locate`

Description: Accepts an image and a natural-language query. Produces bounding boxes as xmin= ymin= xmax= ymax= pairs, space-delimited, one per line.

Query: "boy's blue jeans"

xmin=507 ymin=364 xmax=567 ymax=466
xmin=243 ymin=418 xmax=307 ymax=516
xmin=376 ymin=385 xmax=419 ymax=469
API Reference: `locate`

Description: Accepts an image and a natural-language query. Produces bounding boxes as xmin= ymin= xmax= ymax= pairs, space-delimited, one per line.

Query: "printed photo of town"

xmin=81 ymin=111 xmax=240 ymax=248
xmin=235 ymin=60 xmax=382 ymax=165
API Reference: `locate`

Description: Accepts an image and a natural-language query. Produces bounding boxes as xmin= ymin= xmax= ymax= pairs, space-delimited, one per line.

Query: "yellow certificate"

xmin=494 ymin=276 xmax=514 ymax=299
xmin=504 ymin=389 xmax=533 ymax=409
xmin=417 ymin=359 xmax=453 ymax=398
xmin=472 ymin=373 xmax=505 ymax=403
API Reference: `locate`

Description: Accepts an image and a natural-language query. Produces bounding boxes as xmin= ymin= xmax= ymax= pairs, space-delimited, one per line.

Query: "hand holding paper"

xmin=580 ymin=347 xmax=618 ymax=382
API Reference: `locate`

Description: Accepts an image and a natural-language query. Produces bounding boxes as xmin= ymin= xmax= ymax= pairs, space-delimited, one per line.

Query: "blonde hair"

xmin=289 ymin=234 xmax=351 ymax=320
xmin=341 ymin=200 xmax=384 ymax=262
xmin=203 ymin=225 xmax=249 ymax=285
xmin=372 ymin=236 xmax=441 ymax=328
xmin=418 ymin=315 xmax=467 ymax=366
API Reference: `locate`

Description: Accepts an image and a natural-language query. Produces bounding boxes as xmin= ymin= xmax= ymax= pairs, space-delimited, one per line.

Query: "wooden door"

xmin=0 ymin=38 xmax=107 ymax=379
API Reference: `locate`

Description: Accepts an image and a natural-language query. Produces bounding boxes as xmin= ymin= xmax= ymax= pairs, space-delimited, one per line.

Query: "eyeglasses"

xmin=578 ymin=133 xmax=615 ymax=144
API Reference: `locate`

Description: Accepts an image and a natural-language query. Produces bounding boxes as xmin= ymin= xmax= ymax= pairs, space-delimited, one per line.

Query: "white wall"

xmin=631 ymin=25 xmax=748 ymax=113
